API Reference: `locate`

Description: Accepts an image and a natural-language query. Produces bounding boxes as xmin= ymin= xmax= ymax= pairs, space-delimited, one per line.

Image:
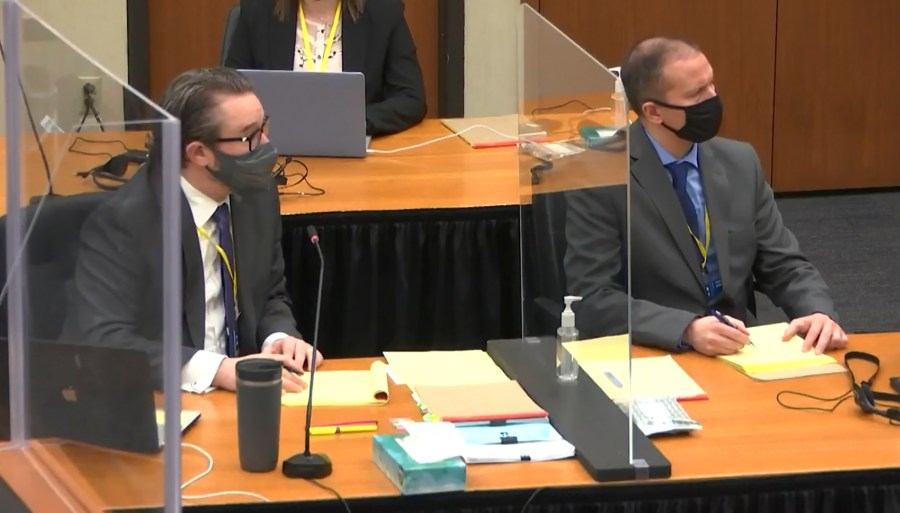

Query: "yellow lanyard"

xmin=196 ymin=226 xmax=238 ymax=299
xmin=688 ymin=209 xmax=712 ymax=270
xmin=298 ymin=1 xmax=342 ymax=72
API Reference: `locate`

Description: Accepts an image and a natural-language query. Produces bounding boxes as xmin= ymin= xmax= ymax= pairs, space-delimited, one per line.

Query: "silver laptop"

xmin=240 ymin=69 xmax=369 ymax=158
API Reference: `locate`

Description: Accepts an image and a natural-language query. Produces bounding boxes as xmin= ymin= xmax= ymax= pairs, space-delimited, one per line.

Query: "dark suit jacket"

xmin=564 ymin=121 xmax=837 ymax=350
xmin=65 ymin=166 xmax=301 ymax=385
xmin=226 ymin=0 xmax=426 ymax=136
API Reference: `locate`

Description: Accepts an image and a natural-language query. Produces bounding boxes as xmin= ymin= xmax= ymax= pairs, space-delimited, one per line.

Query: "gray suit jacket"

xmin=564 ymin=121 xmax=837 ymax=350
xmin=63 ymin=165 xmax=301 ymax=386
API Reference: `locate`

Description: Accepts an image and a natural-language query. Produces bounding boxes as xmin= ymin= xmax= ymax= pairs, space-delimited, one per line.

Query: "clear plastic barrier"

xmin=1 ymin=1 xmax=182 ymax=511
xmin=517 ymin=3 xmax=637 ymax=467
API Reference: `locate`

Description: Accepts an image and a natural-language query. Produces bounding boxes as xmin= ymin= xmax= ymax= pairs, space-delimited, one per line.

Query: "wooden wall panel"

xmin=538 ymin=0 xmax=777 ymax=184
xmin=772 ymin=0 xmax=900 ymax=191
xmin=147 ymin=0 xmax=234 ymax=101
xmin=147 ymin=0 xmax=439 ymax=119
xmin=402 ymin=0 xmax=439 ymax=119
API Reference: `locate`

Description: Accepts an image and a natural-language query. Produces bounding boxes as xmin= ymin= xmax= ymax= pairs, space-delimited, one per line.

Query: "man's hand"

xmin=683 ymin=315 xmax=751 ymax=356
xmin=262 ymin=336 xmax=324 ymax=373
xmin=782 ymin=313 xmax=847 ymax=355
xmin=212 ymin=354 xmax=307 ymax=393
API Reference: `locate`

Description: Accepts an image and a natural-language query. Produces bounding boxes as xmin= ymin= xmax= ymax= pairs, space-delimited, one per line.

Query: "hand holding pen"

xmin=683 ymin=310 xmax=754 ymax=356
xmin=711 ymin=309 xmax=755 ymax=347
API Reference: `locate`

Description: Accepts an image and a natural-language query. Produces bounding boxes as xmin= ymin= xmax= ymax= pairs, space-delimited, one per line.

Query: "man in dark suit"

xmin=67 ymin=67 xmax=320 ymax=392
xmin=565 ymin=36 xmax=848 ymax=356
xmin=226 ymin=0 xmax=426 ymax=136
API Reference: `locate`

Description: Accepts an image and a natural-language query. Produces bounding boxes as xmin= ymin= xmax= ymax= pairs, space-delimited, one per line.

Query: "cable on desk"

xmin=180 ymin=443 xmax=270 ymax=503
xmin=67 ymin=136 xmax=130 ymax=159
xmin=307 ymin=479 xmax=352 ymax=513
xmin=519 ymin=487 xmax=544 ymax=513
xmin=365 ymin=124 xmax=524 ymax=155
xmin=275 ymin=157 xmax=326 ymax=197
xmin=775 ymin=389 xmax=853 ymax=413
xmin=530 ymin=99 xmax=596 ymax=118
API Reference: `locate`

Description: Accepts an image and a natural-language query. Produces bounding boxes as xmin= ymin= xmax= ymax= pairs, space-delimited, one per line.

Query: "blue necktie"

xmin=211 ymin=203 xmax=239 ymax=357
xmin=666 ymin=161 xmax=702 ymax=242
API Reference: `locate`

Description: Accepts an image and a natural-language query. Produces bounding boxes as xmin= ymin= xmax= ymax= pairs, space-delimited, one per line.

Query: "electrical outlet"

xmin=78 ymin=75 xmax=102 ymax=115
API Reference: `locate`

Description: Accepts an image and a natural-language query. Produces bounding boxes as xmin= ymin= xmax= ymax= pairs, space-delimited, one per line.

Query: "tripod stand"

xmin=75 ymin=82 xmax=105 ymax=132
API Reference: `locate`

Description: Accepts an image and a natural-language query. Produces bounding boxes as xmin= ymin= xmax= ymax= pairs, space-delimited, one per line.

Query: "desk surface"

xmin=0 ymin=117 xmax=626 ymax=216
xmin=4 ymin=333 xmax=899 ymax=511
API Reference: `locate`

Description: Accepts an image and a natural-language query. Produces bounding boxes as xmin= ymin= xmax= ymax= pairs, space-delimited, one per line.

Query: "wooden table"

xmin=0 ymin=116 xmax=627 ymax=216
xmin=3 ymin=333 xmax=898 ymax=512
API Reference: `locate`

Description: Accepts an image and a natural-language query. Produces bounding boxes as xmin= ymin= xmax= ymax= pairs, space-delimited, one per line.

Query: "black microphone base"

xmin=282 ymin=452 xmax=333 ymax=479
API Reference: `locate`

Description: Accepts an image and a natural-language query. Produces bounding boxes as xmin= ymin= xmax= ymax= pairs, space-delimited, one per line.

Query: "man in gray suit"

xmin=565 ymin=36 xmax=847 ymax=356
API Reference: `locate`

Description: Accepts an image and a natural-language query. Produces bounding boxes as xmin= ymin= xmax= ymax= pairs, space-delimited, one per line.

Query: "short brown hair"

xmin=620 ymin=36 xmax=701 ymax=116
xmin=274 ymin=0 xmax=365 ymax=23
xmin=151 ymin=67 xmax=254 ymax=165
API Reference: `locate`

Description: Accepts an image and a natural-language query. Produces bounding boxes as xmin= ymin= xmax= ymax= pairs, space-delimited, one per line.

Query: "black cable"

xmin=0 ymin=37 xmax=56 ymax=198
xmin=307 ymin=479 xmax=351 ymax=513
xmin=519 ymin=487 xmax=543 ymax=513
xmin=530 ymin=99 xmax=595 ymax=118
xmin=275 ymin=157 xmax=325 ymax=197
xmin=68 ymin=136 xmax=130 ymax=158
xmin=776 ymin=389 xmax=854 ymax=413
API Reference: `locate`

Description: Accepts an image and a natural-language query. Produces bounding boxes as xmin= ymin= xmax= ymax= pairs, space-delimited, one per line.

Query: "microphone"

xmin=0 ymin=38 xmax=57 ymax=201
xmin=282 ymin=225 xmax=332 ymax=479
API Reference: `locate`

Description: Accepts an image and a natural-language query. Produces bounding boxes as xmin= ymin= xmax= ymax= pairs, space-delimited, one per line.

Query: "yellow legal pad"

xmin=716 ymin=322 xmax=846 ymax=381
xmin=383 ymin=350 xmax=510 ymax=389
xmin=563 ymin=335 xmax=707 ymax=402
xmin=282 ymin=360 xmax=390 ymax=407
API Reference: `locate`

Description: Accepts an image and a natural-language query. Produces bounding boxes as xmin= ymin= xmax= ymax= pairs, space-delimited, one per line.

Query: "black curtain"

xmin=281 ymin=206 xmax=522 ymax=358
xmin=175 ymin=474 xmax=900 ymax=513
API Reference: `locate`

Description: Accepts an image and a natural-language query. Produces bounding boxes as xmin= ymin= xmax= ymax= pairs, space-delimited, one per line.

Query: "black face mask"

xmin=206 ymin=142 xmax=279 ymax=196
xmin=652 ymin=95 xmax=723 ymax=143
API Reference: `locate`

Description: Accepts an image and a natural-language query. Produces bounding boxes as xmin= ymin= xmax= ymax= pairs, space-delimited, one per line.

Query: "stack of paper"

xmin=717 ymin=323 xmax=847 ymax=381
xmin=460 ymin=440 xmax=575 ymax=464
xmin=395 ymin=420 xmax=575 ymax=465
xmin=413 ymin=381 xmax=547 ymax=422
xmin=564 ymin=336 xmax=707 ymax=402
xmin=383 ymin=350 xmax=510 ymax=388
xmin=282 ymin=361 xmax=390 ymax=407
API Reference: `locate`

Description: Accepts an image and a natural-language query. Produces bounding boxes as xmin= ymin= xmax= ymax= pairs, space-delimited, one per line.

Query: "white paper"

xmin=461 ymin=440 xmax=576 ymax=464
xmin=395 ymin=421 xmax=466 ymax=464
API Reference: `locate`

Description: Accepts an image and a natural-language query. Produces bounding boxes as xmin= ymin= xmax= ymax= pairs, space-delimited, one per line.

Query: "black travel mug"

xmin=236 ymin=358 xmax=282 ymax=472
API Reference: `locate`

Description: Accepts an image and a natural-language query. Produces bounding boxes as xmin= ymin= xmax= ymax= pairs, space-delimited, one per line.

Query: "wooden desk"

xmin=5 ymin=333 xmax=899 ymax=511
xmin=0 ymin=117 xmax=626 ymax=216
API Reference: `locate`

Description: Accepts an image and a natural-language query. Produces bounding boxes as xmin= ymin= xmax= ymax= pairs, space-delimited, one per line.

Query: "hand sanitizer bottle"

xmin=611 ymin=68 xmax=628 ymax=128
xmin=556 ymin=295 xmax=582 ymax=382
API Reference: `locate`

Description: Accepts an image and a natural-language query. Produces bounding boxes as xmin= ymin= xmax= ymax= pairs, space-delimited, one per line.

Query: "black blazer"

xmin=226 ymin=0 xmax=426 ymax=136
xmin=64 ymin=166 xmax=301 ymax=385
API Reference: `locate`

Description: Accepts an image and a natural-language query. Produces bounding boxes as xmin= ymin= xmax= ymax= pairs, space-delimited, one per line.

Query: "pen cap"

xmin=560 ymin=295 xmax=583 ymax=329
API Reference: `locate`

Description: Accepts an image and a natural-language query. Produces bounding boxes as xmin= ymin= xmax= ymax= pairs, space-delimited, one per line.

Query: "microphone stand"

xmin=282 ymin=226 xmax=333 ymax=479
xmin=76 ymin=82 xmax=105 ymax=133
xmin=0 ymin=38 xmax=57 ymax=202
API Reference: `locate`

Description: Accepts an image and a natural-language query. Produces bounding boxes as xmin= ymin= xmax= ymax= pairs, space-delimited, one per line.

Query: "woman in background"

xmin=226 ymin=0 xmax=426 ymax=136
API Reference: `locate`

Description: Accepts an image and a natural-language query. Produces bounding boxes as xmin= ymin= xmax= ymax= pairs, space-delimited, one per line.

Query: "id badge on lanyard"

xmin=689 ymin=209 xmax=722 ymax=300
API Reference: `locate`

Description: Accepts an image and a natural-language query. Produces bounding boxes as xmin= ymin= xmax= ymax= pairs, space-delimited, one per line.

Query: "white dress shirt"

xmin=180 ymin=178 xmax=287 ymax=393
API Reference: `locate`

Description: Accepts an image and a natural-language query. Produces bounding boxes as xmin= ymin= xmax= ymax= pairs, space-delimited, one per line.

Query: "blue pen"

xmin=711 ymin=309 xmax=755 ymax=346
xmin=604 ymin=371 xmax=623 ymax=388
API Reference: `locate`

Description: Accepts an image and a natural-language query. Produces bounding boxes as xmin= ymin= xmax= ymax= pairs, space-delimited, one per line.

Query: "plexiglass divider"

xmin=515 ymin=3 xmax=647 ymax=477
xmin=1 ymin=1 xmax=182 ymax=510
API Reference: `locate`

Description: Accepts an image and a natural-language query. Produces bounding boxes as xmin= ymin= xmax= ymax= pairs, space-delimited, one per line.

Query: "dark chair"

xmin=0 ymin=192 xmax=109 ymax=341
xmin=522 ymin=190 xmax=574 ymax=336
xmin=220 ymin=5 xmax=242 ymax=66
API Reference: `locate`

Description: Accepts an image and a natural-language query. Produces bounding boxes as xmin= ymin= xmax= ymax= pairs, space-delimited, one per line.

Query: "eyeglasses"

xmin=216 ymin=115 xmax=270 ymax=152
